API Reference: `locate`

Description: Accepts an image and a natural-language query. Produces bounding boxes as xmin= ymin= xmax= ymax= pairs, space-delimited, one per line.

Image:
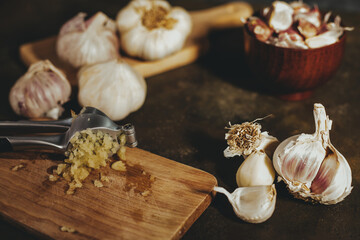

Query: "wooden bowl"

xmin=243 ymin=27 xmax=346 ymax=101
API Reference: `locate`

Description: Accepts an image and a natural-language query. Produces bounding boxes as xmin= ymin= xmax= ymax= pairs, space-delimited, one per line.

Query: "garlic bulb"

xmin=56 ymin=12 xmax=119 ymax=68
xmin=273 ymin=103 xmax=353 ymax=204
xmin=78 ymin=59 xmax=146 ymax=121
xmin=116 ymin=0 xmax=192 ymax=61
xmin=224 ymin=121 xmax=278 ymax=187
xmin=213 ymin=185 xmax=277 ymax=223
xmin=9 ymin=60 xmax=71 ymax=119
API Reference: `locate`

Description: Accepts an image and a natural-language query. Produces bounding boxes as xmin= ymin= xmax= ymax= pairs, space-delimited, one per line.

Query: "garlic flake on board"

xmin=116 ymin=0 xmax=192 ymax=61
xmin=273 ymin=103 xmax=353 ymax=204
xmin=78 ymin=59 xmax=146 ymax=121
xmin=56 ymin=12 xmax=119 ymax=68
xmin=214 ymin=185 xmax=277 ymax=223
xmin=9 ymin=60 xmax=71 ymax=119
xmin=224 ymin=120 xmax=278 ymax=187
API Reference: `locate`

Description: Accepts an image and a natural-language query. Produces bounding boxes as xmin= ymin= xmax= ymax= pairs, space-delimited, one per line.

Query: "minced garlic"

xmin=60 ymin=226 xmax=76 ymax=233
xmin=11 ymin=164 xmax=25 ymax=171
xmin=53 ymin=129 xmax=125 ymax=194
xmin=111 ymin=160 xmax=127 ymax=171
xmin=93 ymin=179 xmax=104 ymax=188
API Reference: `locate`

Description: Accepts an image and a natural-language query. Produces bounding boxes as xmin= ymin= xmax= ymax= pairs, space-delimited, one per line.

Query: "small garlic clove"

xmin=236 ymin=150 xmax=275 ymax=187
xmin=268 ymin=1 xmax=294 ymax=33
xmin=289 ymin=1 xmax=311 ymax=14
xmin=297 ymin=18 xmax=318 ymax=39
xmin=9 ymin=60 xmax=71 ymax=119
xmin=310 ymin=145 xmax=352 ymax=204
xmin=214 ymin=185 xmax=277 ymax=224
xmin=246 ymin=16 xmax=273 ymax=42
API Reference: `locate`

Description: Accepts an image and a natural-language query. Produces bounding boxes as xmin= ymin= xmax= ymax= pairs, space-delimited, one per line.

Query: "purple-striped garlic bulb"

xmin=273 ymin=103 xmax=352 ymax=204
xmin=56 ymin=12 xmax=119 ymax=68
xmin=9 ymin=60 xmax=71 ymax=119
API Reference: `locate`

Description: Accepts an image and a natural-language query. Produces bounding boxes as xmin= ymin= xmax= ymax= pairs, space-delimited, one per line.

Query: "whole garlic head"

xmin=214 ymin=185 xmax=277 ymax=223
xmin=116 ymin=0 xmax=192 ymax=60
xmin=78 ymin=59 xmax=146 ymax=121
xmin=56 ymin=12 xmax=119 ymax=68
xmin=9 ymin=60 xmax=71 ymax=119
xmin=273 ymin=103 xmax=353 ymax=204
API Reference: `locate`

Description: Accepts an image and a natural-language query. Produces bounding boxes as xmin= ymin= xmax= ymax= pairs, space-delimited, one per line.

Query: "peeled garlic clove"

xmin=9 ymin=60 xmax=71 ymax=119
xmin=268 ymin=1 xmax=294 ymax=33
xmin=214 ymin=185 xmax=276 ymax=223
xmin=289 ymin=1 xmax=311 ymax=14
xmin=273 ymin=103 xmax=353 ymax=204
xmin=78 ymin=59 xmax=146 ymax=121
xmin=236 ymin=151 xmax=275 ymax=187
xmin=297 ymin=18 xmax=318 ymax=39
xmin=305 ymin=30 xmax=341 ymax=48
xmin=56 ymin=12 xmax=119 ymax=68
xmin=246 ymin=16 xmax=273 ymax=42
xmin=116 ymin=0 xmax=192 ymax=61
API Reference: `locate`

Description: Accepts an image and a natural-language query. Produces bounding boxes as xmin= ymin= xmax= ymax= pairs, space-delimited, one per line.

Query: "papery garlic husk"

xmin=273 ymin=103 xmax=353 ymax=204
xmin=224 ymin=120 xmax=278 ymax=187
xmin=9 ymin=60 xmax=71 ymax=119
xmin=78 ymin=59 xmax=146 ymax=121
xmin=214 ymin=185 xmax=277 ymax=223
xmin=116 ymin=0 xmax=192 ymax=61
xmin=56 ymin=12 xmax=119 ymax=68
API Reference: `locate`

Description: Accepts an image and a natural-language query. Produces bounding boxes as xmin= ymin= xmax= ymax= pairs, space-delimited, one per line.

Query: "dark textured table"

xmin=0 ymin=1 xmax=359 ymax=239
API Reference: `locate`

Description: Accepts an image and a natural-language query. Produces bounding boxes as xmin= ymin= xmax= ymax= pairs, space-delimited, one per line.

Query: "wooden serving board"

xmin=0 ymin=147 xmax=217 ymax=239
xmin=19 ymin=2 xmax=253 ymax=85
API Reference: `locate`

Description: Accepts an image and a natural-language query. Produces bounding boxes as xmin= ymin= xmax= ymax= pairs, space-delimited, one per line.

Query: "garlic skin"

xmin=116 ymin=0 xmax=192 ymax=61
xmin=56 ymin=12 xmax=119 ymax=68
xmin=214 ymin=185 xmax=277 ymax=223
xmin=9 ymin=60 xmax=71 ymax=119
xmin=78 ymin=59 xmax=146 ymax=121
xmin=273 ymin=103 xmax=353 ymax=204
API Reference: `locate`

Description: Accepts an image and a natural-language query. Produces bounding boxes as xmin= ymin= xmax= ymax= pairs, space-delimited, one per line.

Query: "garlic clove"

xmin=56 ymin=12 xmax=119 ymax=68
xmin=268 ymin=1 xmax=294 ymax=33
xmin=246 ymin=16 xmax=273 ymax=42
xmin=273 ymin=103 xmax=353 ymax=204
xmin=310 ymin=145 xmax=353 ymax=204
xmin=78 ymin=59 xmax=146 ymax=121
xmin=236 ymin=151 xmax=275 ymax=187
xmin=214 ymin=185 xmax=277 ymax=223
xmin=9 ymin=60 xmax=71 ymax=119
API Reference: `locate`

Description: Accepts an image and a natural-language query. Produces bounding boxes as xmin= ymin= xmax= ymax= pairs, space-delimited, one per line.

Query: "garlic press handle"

xmin=0 ymin=118 xmax=72 ymax=133
xmin=0 ymin=135 xmax=65 ymax=152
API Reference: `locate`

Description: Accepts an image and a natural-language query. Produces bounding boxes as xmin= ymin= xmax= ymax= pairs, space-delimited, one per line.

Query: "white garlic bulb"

xmin=214 ymin=185 xmax=277 ymax=223
xmin=273 ymin=103 xmax=353 ymax=204
xmin=116 ymin=0 xmax=192 ymax=61
xmin=56 ymin=12 xmax=119 ymax=68
xmin=78 ymin=59 xmax=146 ymax=121
xmin=9 ymin=60 xmax=71 ymax=119
xmin=224 ymin=121 xmax=278 ymax=187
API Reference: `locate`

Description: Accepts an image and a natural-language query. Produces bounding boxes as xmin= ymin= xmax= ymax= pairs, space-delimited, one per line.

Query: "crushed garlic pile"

xmin=50 ymin=129 xmax=126 ymax=194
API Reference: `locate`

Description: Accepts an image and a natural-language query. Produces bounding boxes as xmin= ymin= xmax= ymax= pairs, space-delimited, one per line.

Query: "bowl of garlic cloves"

xmin=243 ymin=1 xmax=353 ymax=101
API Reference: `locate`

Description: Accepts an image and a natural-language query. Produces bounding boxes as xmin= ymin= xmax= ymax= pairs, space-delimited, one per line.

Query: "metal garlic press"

xmin=0 ymin=107 xmax=137 ymax=153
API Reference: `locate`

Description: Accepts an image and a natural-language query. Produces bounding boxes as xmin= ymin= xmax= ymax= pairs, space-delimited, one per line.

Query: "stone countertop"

xmin=0 ymin=1 xmax=359 ymax=239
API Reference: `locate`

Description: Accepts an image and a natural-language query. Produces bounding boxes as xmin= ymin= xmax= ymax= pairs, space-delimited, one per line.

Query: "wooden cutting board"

xmin=0 ymin=147 xmax=217 ymax=239
xmin=19 ymin=2 xmax=253 ymax=85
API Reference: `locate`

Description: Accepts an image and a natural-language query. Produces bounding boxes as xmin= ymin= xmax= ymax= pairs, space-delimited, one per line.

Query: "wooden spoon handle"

xmin=190 ymin=2 xmax=253 ymax=39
